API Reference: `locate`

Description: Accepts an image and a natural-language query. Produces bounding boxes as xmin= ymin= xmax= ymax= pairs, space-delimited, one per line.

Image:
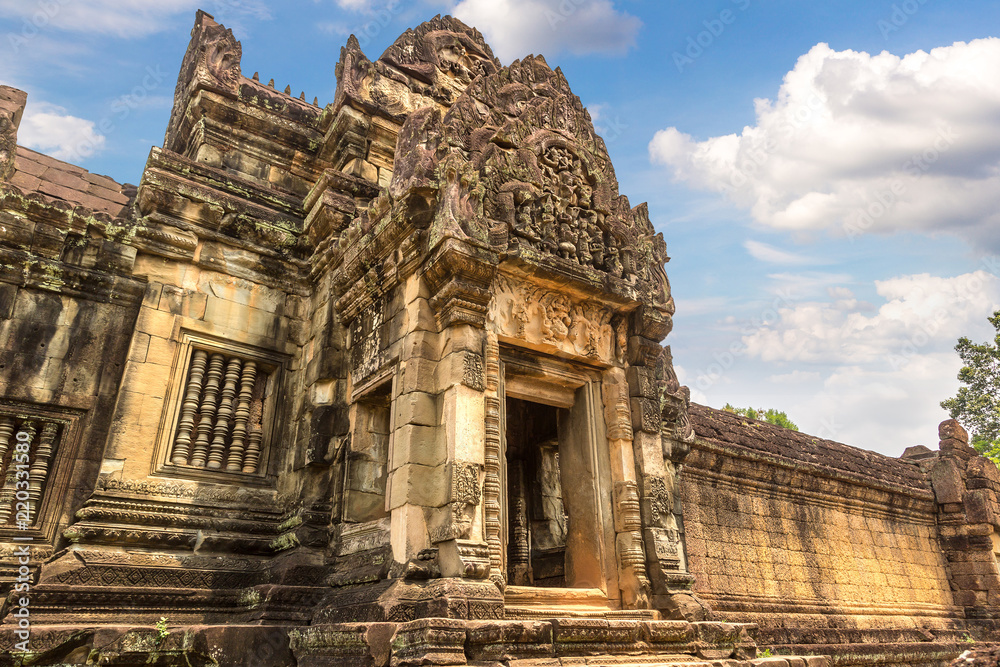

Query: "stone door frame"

xmin=493 ymin=348 xmax=620 ymax=608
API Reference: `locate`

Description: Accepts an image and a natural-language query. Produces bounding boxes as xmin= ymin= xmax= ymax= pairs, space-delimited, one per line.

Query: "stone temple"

xmin=0 ymin=11 xmax=997 ymax=666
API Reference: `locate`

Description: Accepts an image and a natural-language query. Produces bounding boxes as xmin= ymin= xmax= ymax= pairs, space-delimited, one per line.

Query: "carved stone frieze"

xmin=646 ymin=527 xmax=682 ymax=571
xmin=646 ymin=476 xmax=673 ymax=527
xmin=94 ymin=475 xmax=280 ymax=505
xmin=487 ymin=274 xmax=615 ymax=362
xmin=335 ymin=518 xmax=391 ymax=556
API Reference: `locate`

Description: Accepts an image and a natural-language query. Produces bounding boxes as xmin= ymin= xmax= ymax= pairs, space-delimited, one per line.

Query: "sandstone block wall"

xmin=681 ymin=404 xmax=969 ymax=654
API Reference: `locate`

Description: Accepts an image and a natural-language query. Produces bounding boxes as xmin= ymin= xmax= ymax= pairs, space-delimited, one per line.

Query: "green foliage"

xmin=962 ymin=632 xmax=975 ymax=643
xmin=759 ymin=648 xmax=774 ymax=658
xmin=941 ymin=310 xmax=1000 ymax=464
xmin=155 ymin=617 xmax=170 ymax=643
xmin=722 ymin=404 xmax=799 ymax=431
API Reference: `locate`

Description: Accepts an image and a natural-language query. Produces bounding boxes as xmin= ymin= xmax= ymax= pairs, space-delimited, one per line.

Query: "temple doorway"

xmin=498 ymin=351 xmax=619 ymax=611
xmin=504 ymin=397 xmax=568 ymax=587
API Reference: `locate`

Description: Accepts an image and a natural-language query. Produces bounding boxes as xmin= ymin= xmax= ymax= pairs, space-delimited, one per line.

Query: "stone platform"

xmin=0 ymin=619 xmax=825 ymax=667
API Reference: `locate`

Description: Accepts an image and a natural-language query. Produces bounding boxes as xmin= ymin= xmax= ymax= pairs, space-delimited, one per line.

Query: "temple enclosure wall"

xmin=681 ymin=404 xmax=1000 ymax=663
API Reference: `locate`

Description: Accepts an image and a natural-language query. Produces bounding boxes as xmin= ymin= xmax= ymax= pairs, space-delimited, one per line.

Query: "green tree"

xmin=722 ymin=404 xmax=799 ymax=431
xmin=941 ymin=309 xmax=1000 ymax=462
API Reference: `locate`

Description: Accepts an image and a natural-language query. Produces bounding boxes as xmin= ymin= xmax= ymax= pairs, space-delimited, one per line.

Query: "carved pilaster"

xmin=483 ymin=395 xmax=504 ymax=590
xmin=614 ymin=480 xmax=651 ymax=609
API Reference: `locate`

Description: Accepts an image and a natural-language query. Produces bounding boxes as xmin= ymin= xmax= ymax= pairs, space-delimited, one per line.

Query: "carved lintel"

xmin=488 ymin=274 xmax=617 ymax=362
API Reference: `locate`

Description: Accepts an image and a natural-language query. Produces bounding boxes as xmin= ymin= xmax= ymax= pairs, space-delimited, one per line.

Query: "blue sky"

xmin=3 ymin=0 xmax=1000 ymax=455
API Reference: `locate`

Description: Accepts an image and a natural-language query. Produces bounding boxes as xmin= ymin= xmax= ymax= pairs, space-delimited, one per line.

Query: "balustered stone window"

xmin=0 ymin=417 xmax=59 ymax=529
xmin=158 ymin=334 xmax=284 ymax=482
xmin=0 ymin=406 xmax=80 ymax=541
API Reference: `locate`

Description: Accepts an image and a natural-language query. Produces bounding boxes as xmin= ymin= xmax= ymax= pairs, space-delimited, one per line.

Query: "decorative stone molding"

xmin=614 ymin=480 xmax=651 ymax=609
xmin=165 ymin=10 xmax=243 ymax=152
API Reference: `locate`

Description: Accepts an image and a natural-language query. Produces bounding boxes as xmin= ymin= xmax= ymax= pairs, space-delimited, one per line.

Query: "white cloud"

xmin=768 ymin=370 xmax=820 ymax=384
xmin=743 ymin=270 xmax=1000 ymax=365
xmin=827 ymin=286 xmax=854 ymax=300
xmin=451 ymin=0 xmax=640 ymax=63
xmin=335 ymin=0 xmax=376 ymax=9
xmin=744 ymin=240 xmax=818 ymax=266
xmin=764 ymin=271 xmax=854 ymax=300
xmin=649 ymin=39 xmax=1000 ymax=249
xmin=687 ymin=270 xmax=1000 ymax=455
xmin=675 ymin=365 xmax=709 ymax=405
xmin=0 ymin=0 xmax=270 ymax=39
xmin=790 ymin=354 xmax=962 ymax=453
xmin=17 ymin=102 xmax=105 ymax=162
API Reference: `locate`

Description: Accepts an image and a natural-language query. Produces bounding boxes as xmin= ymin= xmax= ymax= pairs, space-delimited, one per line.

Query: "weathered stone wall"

xmin=0 ymin=84 xmax=146 ymax=588
xmin=681 ymin=404 xmax=974 ymax=662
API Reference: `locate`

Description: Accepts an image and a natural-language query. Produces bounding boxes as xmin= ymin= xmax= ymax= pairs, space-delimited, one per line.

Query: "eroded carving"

xmin=462 ymin=352 xmax=485 ymax=391
xmin=614 ymin=480 xmax=651 ymax=609
xmin=488 ymin=275 xmax=615 ymax=361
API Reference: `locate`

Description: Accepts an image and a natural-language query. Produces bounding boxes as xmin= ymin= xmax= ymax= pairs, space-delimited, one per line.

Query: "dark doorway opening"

xmin=505 ymin=397 xmax=568 ymax=587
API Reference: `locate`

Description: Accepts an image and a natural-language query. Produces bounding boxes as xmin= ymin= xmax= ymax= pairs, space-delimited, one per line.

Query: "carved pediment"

xmin=326 ymin=17 xmax=675 ymax=326
xmin=164 ymin=10 xmax=242 ymax=152
xmin=334 ymin=15 xmax=501 ymax=119
xmin=385 ymin=51 xmax=674 ymax=310
xmin=379 ymin=16 xmax=499 ymax=88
